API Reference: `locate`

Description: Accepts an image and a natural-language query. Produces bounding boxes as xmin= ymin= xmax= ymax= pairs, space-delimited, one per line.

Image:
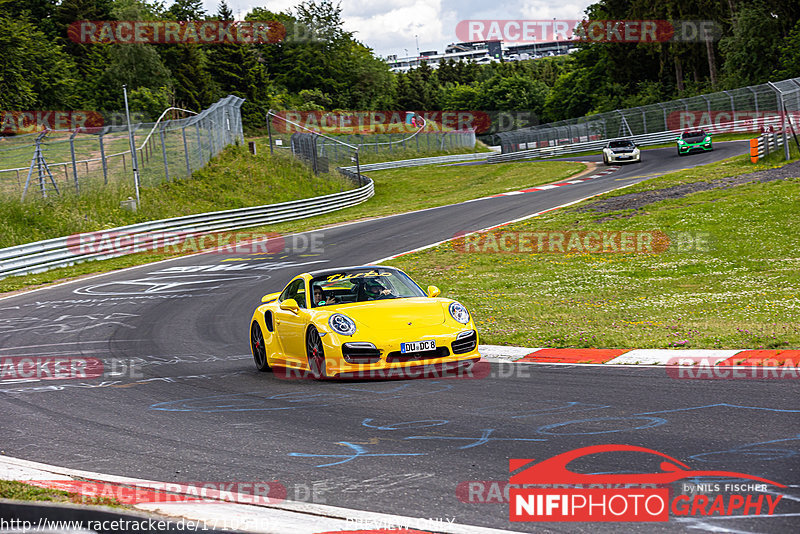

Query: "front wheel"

xmin=251 ymin=322 xmax=271 ymax=372
xmin=602 ymin=153 xmax=609 ymax=166
xmin=306 ymin=326 xmax=327 ymax=379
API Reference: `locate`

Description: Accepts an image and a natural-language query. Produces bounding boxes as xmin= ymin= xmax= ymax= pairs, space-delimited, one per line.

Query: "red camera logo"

xmin=508 ymin=444 xmax=784 ymax=522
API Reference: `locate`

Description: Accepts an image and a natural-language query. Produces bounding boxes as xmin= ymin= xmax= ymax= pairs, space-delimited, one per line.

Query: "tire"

xmin=603 ymin=153 xmax=609 ymax=166
xmin=306 ymin=326 xmax=327 ymax=379
xmin=251 ymin=322 xmax=271 ymax=372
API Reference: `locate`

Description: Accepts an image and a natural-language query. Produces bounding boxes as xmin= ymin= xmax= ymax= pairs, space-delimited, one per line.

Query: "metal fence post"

xmin=99 ymin=129 xmax=108 ymax=185
xmin=69 ymin=129 xmax=80 ymax=194
xmin=182 ymin=126 xmax=191 ymax=175
xmin=723 ymin=90 xmax=734 ymax=113
xmin=657 ymin=103 xmax=667 ymax=131
xmin=195 ymin=122 xmax=204 ymax=165
xmin=266 ymin=112 xmax=274 ymax=155
xmin=160 ymin=120 xmax=170 ymax=181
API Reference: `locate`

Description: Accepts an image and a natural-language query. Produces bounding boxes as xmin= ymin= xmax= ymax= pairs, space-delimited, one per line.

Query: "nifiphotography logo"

xmin=508 ymin=444 xmax=785 ymax=522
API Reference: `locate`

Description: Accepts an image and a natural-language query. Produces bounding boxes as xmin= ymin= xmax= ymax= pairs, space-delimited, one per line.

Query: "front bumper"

xmin=678 ymin=142 xmax=713 ymax=154
xmin=322 ymin=328 xmax=480 ymax=378
xmin=607 ymin=152 xmax=640 ymax=163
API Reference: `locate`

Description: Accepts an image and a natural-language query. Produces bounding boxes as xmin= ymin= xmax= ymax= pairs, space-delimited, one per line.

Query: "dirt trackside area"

xmin=577 ymin=160 xmax=800 ymax=219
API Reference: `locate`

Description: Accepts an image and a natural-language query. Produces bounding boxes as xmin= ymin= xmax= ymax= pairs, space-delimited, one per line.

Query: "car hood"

xmin=682 ymin=135 xmax=707 ymax=143
xmin=330 ymin=298 xmax=448 ymax=329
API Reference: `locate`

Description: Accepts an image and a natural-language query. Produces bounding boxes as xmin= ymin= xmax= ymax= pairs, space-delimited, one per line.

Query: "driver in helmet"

xmin=364 ymin=279 xmax=393 ymax=300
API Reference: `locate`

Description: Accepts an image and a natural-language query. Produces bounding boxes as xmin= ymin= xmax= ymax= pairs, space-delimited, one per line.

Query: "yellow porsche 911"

xmin=249 ymin=265 xmax=480 ymax=379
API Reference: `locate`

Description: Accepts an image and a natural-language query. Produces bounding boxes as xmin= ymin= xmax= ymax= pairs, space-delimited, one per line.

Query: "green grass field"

xmin=0 ymin=145 xmax=353 ymax=248
xmin=0 ymin=157 xmax=584 ymax=293
xmin=0 ymin=480 xmax=123 ymax=507
xmin=386 ymin=146 xmax=800 ymax=349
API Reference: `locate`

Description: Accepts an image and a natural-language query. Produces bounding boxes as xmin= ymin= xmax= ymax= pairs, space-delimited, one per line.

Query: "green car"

xmin=677 ymin=130 xmax=713 ymax=156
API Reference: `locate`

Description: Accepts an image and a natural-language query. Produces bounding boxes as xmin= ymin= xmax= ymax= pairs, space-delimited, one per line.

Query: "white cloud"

xmin=201 ymin=0 xmax=593 ymax=57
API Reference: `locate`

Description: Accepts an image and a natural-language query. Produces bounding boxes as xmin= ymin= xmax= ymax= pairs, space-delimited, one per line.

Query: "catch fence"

xmin=0 ymin=96 xmax=245 ymax=199
xmin=266 ymin=111 xmax=476 ymax=171
xmin=494 ymin=77 xmax=800 ymax=155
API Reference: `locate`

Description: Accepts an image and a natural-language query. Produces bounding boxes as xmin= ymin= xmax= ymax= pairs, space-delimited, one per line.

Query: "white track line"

xmin=0 ymin=456 xmax=516 ymax=534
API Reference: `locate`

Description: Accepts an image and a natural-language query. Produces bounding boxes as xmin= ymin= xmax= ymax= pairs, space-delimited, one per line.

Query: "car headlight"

xmin=678 ymin=139 xmax=686 ymax=145
xmin=449 ymin=302 xmax=470 ymax=324
xmin=633 ymin=148 xmax=640 ymax=155
xmin=328 ymin=313 xmax=356 ymax=336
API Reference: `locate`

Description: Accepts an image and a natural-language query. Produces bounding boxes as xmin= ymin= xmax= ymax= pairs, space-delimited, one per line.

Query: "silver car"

xmin=602 ymin=139 xmax=641 ymax=165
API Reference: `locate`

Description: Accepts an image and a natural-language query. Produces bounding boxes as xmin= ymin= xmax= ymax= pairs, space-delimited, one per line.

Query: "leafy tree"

xmin=129 ymin=85 xmax=171 ymax=119
xmin=773 ymin=18 xmax=800 ymax=80
xmin=0 ymin=15 xmax=79 ymax=110
xmin=439 ymin=83 xmax=482 ymax=111
xmin=720 ymin=2 xmax=782 ymax=87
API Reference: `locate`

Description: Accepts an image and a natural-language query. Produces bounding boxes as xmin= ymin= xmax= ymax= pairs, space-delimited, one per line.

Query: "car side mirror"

xmin=427 ymin=285 xmax=440 ymax=297
xmin=279 ymin=299 xmax=300 ymax=313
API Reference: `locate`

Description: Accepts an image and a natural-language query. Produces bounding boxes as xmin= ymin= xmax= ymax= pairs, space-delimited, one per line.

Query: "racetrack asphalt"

xmin=2 ymin=139 xmax=798 ymax=533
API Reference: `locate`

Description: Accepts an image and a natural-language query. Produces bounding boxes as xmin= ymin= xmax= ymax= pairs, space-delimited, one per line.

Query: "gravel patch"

xmin=577 ymin=160 xmax=800 ymax=220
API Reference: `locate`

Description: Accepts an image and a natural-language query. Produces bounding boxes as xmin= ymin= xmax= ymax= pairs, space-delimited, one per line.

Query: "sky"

xmin=201 ymin=0 xmax=594 ymax=58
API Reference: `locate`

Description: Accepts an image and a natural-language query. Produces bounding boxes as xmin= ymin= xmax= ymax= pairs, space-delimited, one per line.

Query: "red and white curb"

xmin=485 ymin=164 xmax=618 ymax=198
xmin=0 ymin=456 xmax=515 ymax=534
xmin=479 ymin=345 xmax=800 ymax=367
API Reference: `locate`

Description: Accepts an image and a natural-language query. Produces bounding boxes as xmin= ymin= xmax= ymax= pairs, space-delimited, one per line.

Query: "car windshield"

xmin=310 ymin=268 xmax=426 ymax=307
xmin=608 ymin=140 xmax=634 ymax=148
xmin=682 ymin=131 xmax=706 ymax=138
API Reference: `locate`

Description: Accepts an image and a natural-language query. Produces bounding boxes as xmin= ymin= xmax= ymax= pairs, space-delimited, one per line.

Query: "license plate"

xmin=401 ymin=340 xmax=436 ymax=353
xmin=617 ymin=155 xmax=631 ymax=159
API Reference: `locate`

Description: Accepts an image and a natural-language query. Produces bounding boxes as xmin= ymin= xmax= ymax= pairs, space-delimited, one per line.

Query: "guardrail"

xmin=487 ymin=116 xmax=786 ymax=164
xmin=749 ymin=131 xmax=788 ymax=161
xmin=340 ymin=152 xmax=490 ymax=172
xmin=0 ymin=177 xmax=374 ymax=279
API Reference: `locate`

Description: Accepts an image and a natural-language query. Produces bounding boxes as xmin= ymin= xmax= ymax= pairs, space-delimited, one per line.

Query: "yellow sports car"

xmin=249 ymin=265 xmax=480 ymax=379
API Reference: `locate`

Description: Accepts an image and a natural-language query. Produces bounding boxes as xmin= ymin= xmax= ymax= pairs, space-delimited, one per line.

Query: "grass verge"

xmin=0 ymin=159 xmax=585 ymax=294
xmin=386 ymin=146 xmax=800 ymax=349
xmin=0 ymin=480 xmax=124 ymax=507
xmin=0 ymin=144 xmax=353 ymax=248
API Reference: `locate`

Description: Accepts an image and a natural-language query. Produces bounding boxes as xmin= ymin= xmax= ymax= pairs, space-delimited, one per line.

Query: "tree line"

xmin=1 ymin=0 xmax=798 ymax=131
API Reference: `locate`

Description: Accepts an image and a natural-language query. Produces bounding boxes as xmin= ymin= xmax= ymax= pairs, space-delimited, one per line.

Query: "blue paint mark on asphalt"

xmin=150 ymin=391 xmax=351 ymax=412
xmin=635 ymin=403 xmax=800 ymax=415
xmin=362 ymin=418 xmax=449 ymax=430
xmin=405 ymin=428 xmax=547 ymax=449
xmin=287 ymin=442 xmax=426 ymax=468
xmin=689 ymin=434 xmax=800 ymax=463
xmin=535 ymin=416 xmax=667 ymax=435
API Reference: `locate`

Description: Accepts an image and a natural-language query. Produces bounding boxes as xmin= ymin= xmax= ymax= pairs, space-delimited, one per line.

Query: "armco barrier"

xmin=341 ymin=151 xmax=490 ymax=172
xmin=0 ymin=177 xmax=374 ymax=279
xmin=488 ymin=116 xmax=784 ymax=163
xmin=0 ymin=151 xmax=491 ymax=280
xmin=749 ymin=131 xmax=789 ymax=162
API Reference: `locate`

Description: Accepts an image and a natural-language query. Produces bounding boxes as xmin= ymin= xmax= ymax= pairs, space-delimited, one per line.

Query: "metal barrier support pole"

xmin=69 ymin=129 xmax=80 ymax=194
xmin=159 ymin=120 xmax=170 ymax=181
xmin=99 ymin=130 xmax=108 ymax=185
xmin=266 ymin=112 xmax=274 ymax=155
xmin=182 ymin=126 xmax=191 ymax=175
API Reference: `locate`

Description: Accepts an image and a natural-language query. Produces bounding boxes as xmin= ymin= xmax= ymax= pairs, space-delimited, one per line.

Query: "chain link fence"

xmin=266 ymin=111 xmax=476 ymax=170
xmin=494 ymin=77 xmax=800 ymax=153
xmin=0 ymin=95 xmax=244 ymax=199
